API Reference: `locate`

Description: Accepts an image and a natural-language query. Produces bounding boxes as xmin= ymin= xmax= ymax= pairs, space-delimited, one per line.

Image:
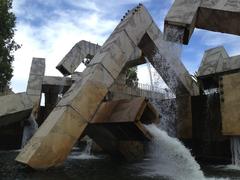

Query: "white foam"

xmin=69 ymin=153 xmax=101 ymax=160
xmin=139 ymin=124 xmax=205 ymax=180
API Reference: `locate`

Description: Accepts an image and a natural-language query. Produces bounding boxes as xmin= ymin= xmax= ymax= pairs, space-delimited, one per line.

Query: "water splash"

xmin=21 ymin=114 xmax=38 ymax=148
xmin=138 ymin=124 xmax=205 ymax=180
xmin=69 ymin=138 xmax=99 ymax=160
xmin=231 ymin=137 xmax=240 ymax=166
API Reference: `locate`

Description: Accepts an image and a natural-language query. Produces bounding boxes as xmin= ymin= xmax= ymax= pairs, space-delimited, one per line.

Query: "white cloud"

xmin=11 ymin=1 xmax=119 ymax=92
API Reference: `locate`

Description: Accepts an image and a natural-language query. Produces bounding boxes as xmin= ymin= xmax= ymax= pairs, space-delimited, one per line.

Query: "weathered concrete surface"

xmin=16 ymin=4 xmax=198 ymax=167
xmin=164 ymin=0 xmax=200 ymax=44
xmin=16 ymin=5 xmax=156 ymax=169
xmin=91 ymin=97 xmax=159 ymax=125
xmin=0 ymin=93 xmax=33 ymax=127
xmin=87 ymin=97 xmax=156 ymax=160
xmin=220 ymin=72 xmax=240 ymax=135
xmin=26 ymin=58 xmax=45 ymax=104
xmin=42 ymin=76 xmax=72 ymax=94
xmin=198 ymin=46 xmax=240 ymax=78
xmin=165 ymin=0 xmax=240 ymax=44
xmin=198 ymin=46 xmax=229 ymax=77
xmin=16 ymin=106 xmax=87 ymax=169
xmin=56 ymin=40 xmax=101 ymax=75
xmin=197 ymin=46 xmax=240 ymax=89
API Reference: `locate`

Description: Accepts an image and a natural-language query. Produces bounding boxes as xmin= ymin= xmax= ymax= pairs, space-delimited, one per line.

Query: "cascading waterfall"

xmin=137 ymin=124 xmax=205 ymax=180
xmin=21 ymin=113 xmax=38 ymax=148
xmin=83 ymin=137 xmax=93 ymax=155
xmin=69 ymin=137 xmax=99 ymax=160
xmin=145 ymin=39 xmax=182 ymax=137
xmin=231 ymin=137 xmax=240 ymax=166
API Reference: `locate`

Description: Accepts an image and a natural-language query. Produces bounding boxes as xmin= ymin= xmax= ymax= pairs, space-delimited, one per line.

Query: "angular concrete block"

xmin=227 ymin=55 xmax=240 ymax=72
xmin=164 ymin=0 xmax=200 ymax=44
xmin=26 ymin=58 xmax=45 ymax=103
xmin=198 ymin=0 xmax=240 ymax=36
xmin=27 ymin=75 xmax=44 ymax=96
xmin=115 ymin=5 xmax=153 ymax=45
xmin=16 ymin=5 xmax=159 ymax=169
xmin=29 ymin=58 xmax=45 ymax=76
xmin=16 ymin=106 xmax=88 ymax=169
xmin=71 ymin=72 xmax=83 ymax=82
xmin=56 ymin=40 xmax=101 ymax=75
xmin=198 ymin=46 xmax=229 ymax=77
xmin=198 ymin=46 xmax=240 ymax=78
xmin=220 ymin=72 xmax=240 ymax=135
xmin=165 ymin=0 xmax=240 ymax=44
xmin=89 ymin=31 xmax=135 ymax=79
xmin=0 ymin=93 xmax=33 ymax=126
xmin=82 ymin=64 xmax=114 ymax=88
xmin=42 ymin=76 xmax=72 ymax=94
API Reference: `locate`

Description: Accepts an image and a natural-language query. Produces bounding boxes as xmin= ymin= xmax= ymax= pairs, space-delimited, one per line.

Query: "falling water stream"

xmin=21 ymin=114 xmax=38 ymax=148
xmin=231 ymin=137 xmax=240 ymax=167
xmin=140 ymin=124 xmax=205 ymax=180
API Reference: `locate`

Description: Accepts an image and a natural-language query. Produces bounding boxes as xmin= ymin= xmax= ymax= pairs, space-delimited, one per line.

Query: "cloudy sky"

xmin=11 ymin=0 xmax=240 ymax=92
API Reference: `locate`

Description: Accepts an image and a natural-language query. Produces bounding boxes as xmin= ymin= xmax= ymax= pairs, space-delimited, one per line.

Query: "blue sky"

xmin=11 ymin=0 xmax=240 ymax=92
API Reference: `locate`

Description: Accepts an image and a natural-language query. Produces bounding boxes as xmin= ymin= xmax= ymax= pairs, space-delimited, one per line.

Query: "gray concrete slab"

xmin=0 ymin=93 xmax=33 ymax=127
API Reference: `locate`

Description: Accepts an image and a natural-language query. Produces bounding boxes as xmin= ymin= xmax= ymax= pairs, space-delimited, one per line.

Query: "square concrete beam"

xmin=165 ymin=0 xmax=240 ymax=44
xmin=16 ymin=106 xmax=87 ymax=169
xmin=57 ymin=64 xmax=114 ymax=121
xmin=114 ymin=4 xmax=153 ymax=45
xmin=26 ymin=58 xmax=45 ymax=103
xmin=89 ymin=31 xmax=136 ymax=79
xmin=0 ymin=93 xmax=33 ymax=127
xmin=42 ymin=76 xmax=72 ymax=94
xmin=56 ymin=40 xmax=101 ymax=76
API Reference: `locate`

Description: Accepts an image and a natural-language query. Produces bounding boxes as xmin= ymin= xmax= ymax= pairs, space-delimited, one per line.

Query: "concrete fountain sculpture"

xmin=12 ymin=4 xmax=198 ymax=169
xmin=0 ymin=0 xmax=239 ymax=170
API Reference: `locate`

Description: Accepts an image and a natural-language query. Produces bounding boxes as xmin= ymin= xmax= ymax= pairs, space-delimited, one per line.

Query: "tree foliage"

xmin=0 ymin=0 xmax=20 ymax=91
xmin=126 ymin=67 xmax=138 ymax=87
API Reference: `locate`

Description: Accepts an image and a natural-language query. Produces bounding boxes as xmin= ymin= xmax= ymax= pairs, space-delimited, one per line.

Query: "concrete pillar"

xmin=26 ymin=58 xmax=45 ymax=105
xmin=165 ymin=0 xmax=240 ymax=44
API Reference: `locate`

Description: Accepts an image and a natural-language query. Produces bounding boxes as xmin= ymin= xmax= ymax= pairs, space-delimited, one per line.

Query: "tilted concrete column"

xmin=165 ymin=0 xmax=240 ymax=44
xmin=56 ymin=40 xmax=101 ymax=75
xmin=26 ymin=58 xmax=45 ymax=104
xmin=16 ymin=4 xmax=155 ymax=169
xmin=21 ymin=58 xmax=45 ymax=147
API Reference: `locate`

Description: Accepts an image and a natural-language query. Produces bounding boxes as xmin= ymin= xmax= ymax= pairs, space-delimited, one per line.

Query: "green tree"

xmin=126 ymin=67 xmax=138 ymax=87
xmin=0 ymin=0 xmax=20 ymax=92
